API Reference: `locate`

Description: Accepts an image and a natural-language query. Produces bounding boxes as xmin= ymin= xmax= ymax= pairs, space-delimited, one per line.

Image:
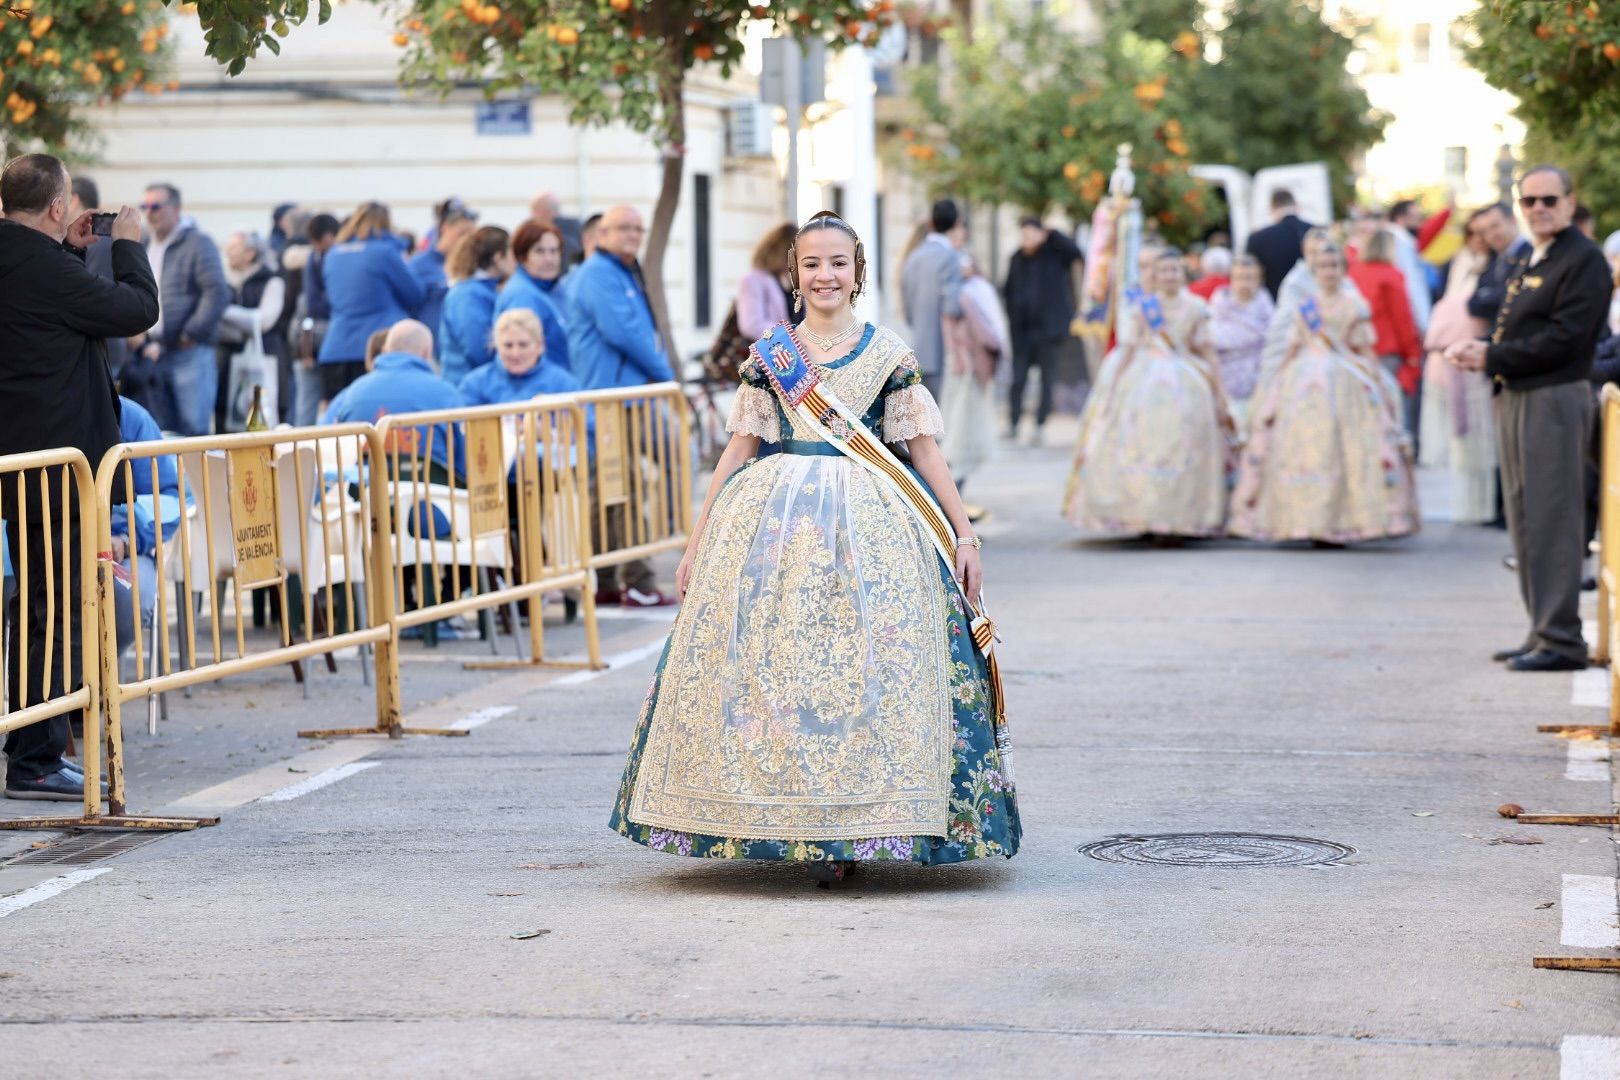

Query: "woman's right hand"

xmin=676 ymin=544 xmax=697 ymax=598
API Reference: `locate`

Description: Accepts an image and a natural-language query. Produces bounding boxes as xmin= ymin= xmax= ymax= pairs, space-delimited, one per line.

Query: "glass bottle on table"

xmin=245 ymin=384 xmax=268 ymax=432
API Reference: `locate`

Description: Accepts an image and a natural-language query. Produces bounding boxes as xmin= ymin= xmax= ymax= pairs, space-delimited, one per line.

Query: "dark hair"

xmin=512 ymin=219 xmax=564 ymax=269
xmin=307 ymin=213 xmax=340 ymax=242
xmin=144 ymin=181 xmax=181 ymax=208
xmin=790 ymin=210 xmax=868 ymax=303
xmin=1269 ymin=188 xmax=1296 ymax=211
xmin=446 ymin=225 xmax=511 ymax=283
xmin=364 ymin=328 xmax=390 ymax=365
xmin=71 ymin=176 xmax=99 ymax=210
xmin=582 ymin=212 xmax=603 ymax=232
xmin=1 ymin=153 xmax=68 ymax=215
xmin=1472 ymin=202 xmax=1513 ymax=225
xmin=1389 ymin=199 xmax=1418 ymax=220
xmin=1575 ymin=203 xmax=1594 ymax=226
xmin=1018 ymin=215 xmax=1043 ymax=230
xmin=930 ymin=199 xmax=959 ymax=234
xmin=1520 ymin=164 xmax=1574 ymax=195
xmin=751 ymin=222 xmax=797 ymax=272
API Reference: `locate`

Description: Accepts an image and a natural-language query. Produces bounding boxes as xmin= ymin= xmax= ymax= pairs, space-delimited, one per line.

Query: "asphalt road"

xmin=0 ymin=428 xmax=1615 ymax=1079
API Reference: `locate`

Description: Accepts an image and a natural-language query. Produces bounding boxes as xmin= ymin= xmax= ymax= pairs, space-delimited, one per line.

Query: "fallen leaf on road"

xmin=511 ymin=929 xmax=551 ymax=940
xmin=1504 ymin=1000 xmax=1522 ymax=1009
xmin=1535 ymin=901 xmax=1555 ymax=909
xmin=1411 ymin=811 xmax=1435 ymax=817
xmin=1488 ymin=836 xmax=1544 ymax=846
xmin=28 ymin=841 xmax=48 ymax=849
xmin=489 ymin=892 xmax=524 ymax=897
xmin=0 ymin=972 xmax=19 ymax=979
xmin=287 ymin=768 xmax=307 ymax=774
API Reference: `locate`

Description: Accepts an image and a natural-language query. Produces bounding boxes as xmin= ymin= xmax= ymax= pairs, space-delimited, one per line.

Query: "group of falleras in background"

xmin=611 ymin=210 xmax=1020 ymax=885
xmin=1064 ymin=233 xmax=1419 ymax=545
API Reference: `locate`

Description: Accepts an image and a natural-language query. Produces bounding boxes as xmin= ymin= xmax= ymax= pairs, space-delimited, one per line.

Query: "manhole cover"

xmin=1078 ymin=833 xmax=1354 ymax=868
xmin=3 ymin=830 xmax=166 ymax=868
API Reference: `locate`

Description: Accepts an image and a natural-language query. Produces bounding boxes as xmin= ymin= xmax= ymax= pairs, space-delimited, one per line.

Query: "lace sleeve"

xmin=727 ymin=384 xmax=780 ymax=442
xmin=884 ymin=383 xmax=945 ymax=442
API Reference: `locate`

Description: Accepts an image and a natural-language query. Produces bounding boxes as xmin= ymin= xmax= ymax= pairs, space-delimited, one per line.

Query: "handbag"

xmin=702 ymin=302 xmax=749 ymax=385
xmin=224 ymin=322 xmax=279 ymax=431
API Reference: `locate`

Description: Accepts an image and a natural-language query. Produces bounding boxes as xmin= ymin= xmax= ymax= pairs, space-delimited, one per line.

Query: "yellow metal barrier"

xmin=96 ymin=426 xmax=400 ymax=755
xmin=302 ymin=398 xmax=603 ymax=738
xmin=0 ymin=448 xmax=203 ymax=831
xmin=578 ymin=383 xmax=694 ymax=583
xmin=1594 ymin=385 xmax=1620 ymax=736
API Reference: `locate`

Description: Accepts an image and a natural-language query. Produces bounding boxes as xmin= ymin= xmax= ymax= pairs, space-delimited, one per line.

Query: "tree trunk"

xmin=642 ymin=62 xmax=686 ymax=370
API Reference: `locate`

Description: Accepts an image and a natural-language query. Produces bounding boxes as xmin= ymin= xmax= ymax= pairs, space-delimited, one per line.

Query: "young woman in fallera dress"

xmin=610 ymin=212 xmax=1020 ymax=884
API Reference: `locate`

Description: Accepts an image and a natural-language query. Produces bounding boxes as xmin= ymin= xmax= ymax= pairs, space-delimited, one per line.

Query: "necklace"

xmin=800 ymin=319 xmax=863 ymax=351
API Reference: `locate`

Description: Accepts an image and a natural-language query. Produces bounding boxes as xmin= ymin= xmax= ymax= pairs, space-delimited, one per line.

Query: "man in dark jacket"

xmin=129 ymin=182 xmax=227 ymax=435
xmin=1447 ymin=165 xmax=1613 ymax=672
xmin=1466 ymin=203 xmax=1532 ymax=326
xmin=0 ymin=153 xmax=158 ymax=801
xmin=1002 ymin=216 xmax=1081 ymax=443
xmin=1244 ymin=189 xmax=1313 ymax=299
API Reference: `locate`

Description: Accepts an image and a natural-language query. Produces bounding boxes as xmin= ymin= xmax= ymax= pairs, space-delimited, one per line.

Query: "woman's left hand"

xmin=955 ymin=544 xmax=983 ymax=609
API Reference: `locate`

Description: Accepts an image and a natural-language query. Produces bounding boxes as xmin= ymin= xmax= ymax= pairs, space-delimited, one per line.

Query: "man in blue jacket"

xmin=565 ymin=205 xmax=676 ymax=607
xmin=408 ymin=203 xmax=477 ymax=357
xmin=108 ymin=396 xmax=187 ymax=662
xmin=323 ymin=319 xmax=465 ymax=480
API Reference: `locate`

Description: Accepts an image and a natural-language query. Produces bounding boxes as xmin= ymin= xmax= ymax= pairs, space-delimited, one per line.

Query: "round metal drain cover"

xmin=1079 ymin=833 xmax=1354 ymax=868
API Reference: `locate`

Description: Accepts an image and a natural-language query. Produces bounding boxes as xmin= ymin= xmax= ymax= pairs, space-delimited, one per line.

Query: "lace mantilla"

xmin=883 ymin=384 xmax=945 ymax=442
xmin=727 ymin=384 xmax=780 ymax=442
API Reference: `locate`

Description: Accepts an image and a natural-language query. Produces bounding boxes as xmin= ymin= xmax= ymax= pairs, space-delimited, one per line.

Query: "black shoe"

xmin=1507 ymin=650 xmax=1587 ymax=672
xmin=564 ymin=595 xmax=579 ymax=624
xmin=1492 ymin=646 xmax=1532 ymax=662
xmin=55 ymin=761 xmax=107 ymax=793
xmin=1583 ymin=576 xmax=1598 ymax=592
xmin=5 ymin=768 xmax=85 ymax=802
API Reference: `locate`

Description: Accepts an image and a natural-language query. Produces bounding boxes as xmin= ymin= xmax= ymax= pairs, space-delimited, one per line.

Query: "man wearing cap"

xmin=408 ymin=198 xmax=478 ymax=357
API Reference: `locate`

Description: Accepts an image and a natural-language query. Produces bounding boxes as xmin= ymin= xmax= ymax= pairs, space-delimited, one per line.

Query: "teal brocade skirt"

xmin=609 ymin=457 xmax=1021 ymax=865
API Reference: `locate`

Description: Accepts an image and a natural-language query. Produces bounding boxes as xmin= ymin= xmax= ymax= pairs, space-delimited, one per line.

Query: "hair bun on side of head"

xmin=790 ymin=211 xmax=869 ymax=303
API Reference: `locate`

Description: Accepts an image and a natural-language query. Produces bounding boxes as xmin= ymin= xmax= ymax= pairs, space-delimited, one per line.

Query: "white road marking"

xmin=451 ymin=705 xmax=517 ymax=731
xmin=550 ymin=638 xmax=670 ymax=686
xmin=1560 ymin=875 xmax=1620 ymax=948
xmin=1566 ymin=739 xmax=1612 ymax=782
xmin=593 ymin=607 xmax=680 ymax=624
xmin=1560 ymin=1035 xmax=1620 ymax=1080
xmin=1570 ymin=667 xmax=1610 ymax=708
xmin=258 ymin=761 xmax=380 ymax=804
xmin=0 ymin=868 xmax=111 ymax=918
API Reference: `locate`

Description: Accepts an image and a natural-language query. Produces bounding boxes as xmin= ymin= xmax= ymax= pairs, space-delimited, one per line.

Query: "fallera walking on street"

xmin=1 ymin=2 xmax=1619 ymax=1074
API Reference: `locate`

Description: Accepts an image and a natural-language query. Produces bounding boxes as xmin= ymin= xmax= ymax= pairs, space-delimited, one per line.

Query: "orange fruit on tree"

xmin=694 ymin=43 xmax=714 ymax=59
xmin=1606 ymin=41 xmax=1620 ymax=60
xmin=392 ymin=31 xmax=409 ymax=45
xmin=1063 ymin=162 xmax=1081 ymax=181
xmin=556 ymin=25 xmax=578 ymax=44
xmin=1534 ymin=23 xmax=1551 ymax=38
xmin=610 ymin=0 xmax=632 ymax=11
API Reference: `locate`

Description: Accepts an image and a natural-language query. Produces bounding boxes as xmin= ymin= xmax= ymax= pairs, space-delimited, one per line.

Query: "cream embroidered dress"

xmin=1063 ymin=293 xmax=1233 ymax=537
xmin=1229 ymin=293 xmax=1419 ymax=543
xmin=611 ymin=324 xmax=1020 ymax=864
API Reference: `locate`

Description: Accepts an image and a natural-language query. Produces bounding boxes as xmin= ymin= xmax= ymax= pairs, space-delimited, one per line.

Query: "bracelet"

xmin=956 ymin=535 xmax=981 ymax=550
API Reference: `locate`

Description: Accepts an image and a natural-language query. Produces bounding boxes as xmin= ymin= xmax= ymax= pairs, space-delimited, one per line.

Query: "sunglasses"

xmin=1518 ymin=194 xmax=1564 ymax=209
xmin=140 ymin=201 xmax=171 ymax=212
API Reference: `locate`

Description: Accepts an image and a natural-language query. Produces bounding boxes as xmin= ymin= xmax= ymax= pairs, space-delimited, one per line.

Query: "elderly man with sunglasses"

xmin=1447 ymin=165 xmax=1614 ymax=673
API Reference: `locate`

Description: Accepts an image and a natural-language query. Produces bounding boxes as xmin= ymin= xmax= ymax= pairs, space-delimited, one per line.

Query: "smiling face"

xmin=496 ymin=320 xmax=543 ymax=375
xmin=525 ymin=229 xmax=564 ymax=282
xmin=794 ymin=226 xmax=858 ymax=320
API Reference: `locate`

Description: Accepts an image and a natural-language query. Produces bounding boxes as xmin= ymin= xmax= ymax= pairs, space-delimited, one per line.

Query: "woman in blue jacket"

xmin=316 ymin=202 xmax=425 ymax=402
xmin=439 ymin=226 xmax=514 ymax=387
xmin=495 ymin=220 xmax=571 ymax=376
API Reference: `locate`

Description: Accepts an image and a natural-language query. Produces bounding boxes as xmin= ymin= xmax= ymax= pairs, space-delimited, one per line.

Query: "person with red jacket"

xmin=1348 ymin=228 xmax=1423 ymax=446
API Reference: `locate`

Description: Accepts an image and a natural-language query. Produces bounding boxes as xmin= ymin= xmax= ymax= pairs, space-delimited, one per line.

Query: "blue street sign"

xmin=475 ymin=101 xmax=531 ymax=136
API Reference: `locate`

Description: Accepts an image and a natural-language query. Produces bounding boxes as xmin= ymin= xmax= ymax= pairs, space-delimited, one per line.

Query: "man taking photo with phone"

xmin=0 ymin=152 xmax=157 ymax=802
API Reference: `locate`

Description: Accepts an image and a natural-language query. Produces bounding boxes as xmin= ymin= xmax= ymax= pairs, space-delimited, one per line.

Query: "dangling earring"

xmin=793 ymin=288 xmax=803 ymax=314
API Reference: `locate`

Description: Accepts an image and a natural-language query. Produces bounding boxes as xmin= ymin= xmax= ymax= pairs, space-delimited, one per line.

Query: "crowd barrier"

xmin=1589 ymin=384 xmax=1620 ymax=737
xmin=0 ymin=386 xmax=694 ymax=830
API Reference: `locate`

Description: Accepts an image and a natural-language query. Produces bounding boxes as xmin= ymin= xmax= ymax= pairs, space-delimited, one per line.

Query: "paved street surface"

xmin=0 ymin=425 xmax=1617 ymax=1078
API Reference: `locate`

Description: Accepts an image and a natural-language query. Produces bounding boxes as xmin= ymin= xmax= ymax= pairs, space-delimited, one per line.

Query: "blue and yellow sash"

xmin=752 ymin=322 xmax=1007 ymax=726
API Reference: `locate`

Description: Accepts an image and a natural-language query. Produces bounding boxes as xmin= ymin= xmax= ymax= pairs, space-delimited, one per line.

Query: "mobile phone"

xmin=90 ymin=212 xmax=116 ymax=237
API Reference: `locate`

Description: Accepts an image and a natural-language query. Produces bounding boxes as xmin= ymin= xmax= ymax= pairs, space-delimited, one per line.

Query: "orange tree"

xmin=1466 ymin=0 xmax=1620 ymax=224
xmin=0 ymin=0 xmax=175 ymax=156
xmin=903 ymin=9 xmax=1214 ymax=244
xmin=392 ymin=1 xmax=892 ymax=354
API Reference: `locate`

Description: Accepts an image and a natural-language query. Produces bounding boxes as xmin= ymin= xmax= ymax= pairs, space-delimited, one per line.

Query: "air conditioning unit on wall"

xmin=726 ymin=101 xmax=775 ymax=159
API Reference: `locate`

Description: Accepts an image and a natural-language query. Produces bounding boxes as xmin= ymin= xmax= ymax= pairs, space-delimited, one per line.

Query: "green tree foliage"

xmin=903 ymin=9 xmax=1214 ymax=243
xmin=393 ymin=0 xmax=889 ymax=351
xmin=1177 ymin=0 xmax=1388 ymax=209
xmin=0 ymin=0 xmax=174 ymax=156
xmin=1466 ymin=0 xmax=1620 ymax=227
